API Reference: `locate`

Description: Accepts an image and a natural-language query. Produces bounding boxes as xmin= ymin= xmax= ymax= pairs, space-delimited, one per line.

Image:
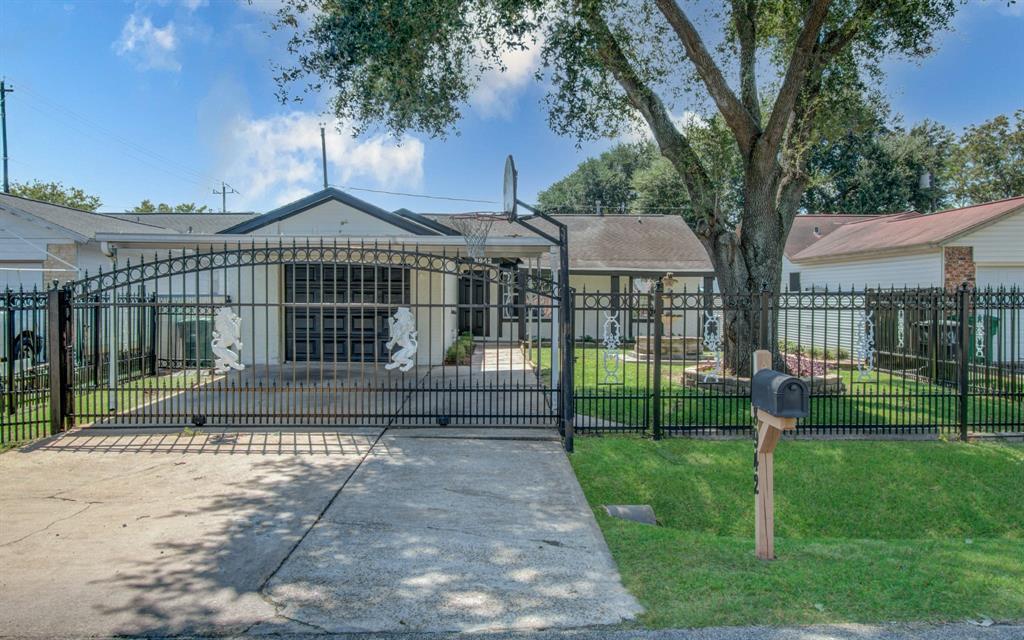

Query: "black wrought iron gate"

xmin=59 ymin=242 xmax=566 ymax=430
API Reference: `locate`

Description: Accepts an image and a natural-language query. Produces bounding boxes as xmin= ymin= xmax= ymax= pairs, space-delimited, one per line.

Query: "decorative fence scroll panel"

xmin=572 ymin=286 xmax=1023 ymax=437
xmin=62 ymin=241 xmax=561 ymax=429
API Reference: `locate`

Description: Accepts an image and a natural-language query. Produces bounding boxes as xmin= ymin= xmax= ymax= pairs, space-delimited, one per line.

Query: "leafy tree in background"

xmin=273 ymin=0 xmax=961 ymax=371
xmin=130 ymin=200 xmax=212 ymax=213
xmin=537 ymin=143 xmax=656 ymax=214
xmin=9 ymin=180 xmax=102 ymax=211
xmin=947 ymin=110 xmax=1024 ymax=206
xmin=803 ymin=117 xmax=956 ymax=214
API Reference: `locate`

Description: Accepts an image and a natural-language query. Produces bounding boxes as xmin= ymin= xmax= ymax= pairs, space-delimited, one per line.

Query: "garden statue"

xmin=212 ymin=307 xmax=245 ymax=373
xmin=386 ymin=307 xmax=418 ymax=372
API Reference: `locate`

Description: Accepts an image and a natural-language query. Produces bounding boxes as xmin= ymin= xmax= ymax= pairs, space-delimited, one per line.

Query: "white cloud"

xmin=182 ymin=0 xmax=208 ymax=10
xmin=470 ymin=41 xmax=542 ymax=118
xmin=219 ymin=112 xmax=425 ymax=207
xmin=114 ymin=14 xmax=180 ymax=71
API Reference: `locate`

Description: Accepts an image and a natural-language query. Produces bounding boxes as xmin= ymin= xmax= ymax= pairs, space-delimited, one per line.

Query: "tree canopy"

xmin=8 ymin=180 xmax=102 ymax=211
xmin=948 ymin=110 xmax=1024 ymax=206
xmin=273 ymin=0 xmax=964 ymax=370
xmin=541 ymin=108 xmax=1019 ymax=219
xmin=130 ymin=200 xmax=212 ymax=213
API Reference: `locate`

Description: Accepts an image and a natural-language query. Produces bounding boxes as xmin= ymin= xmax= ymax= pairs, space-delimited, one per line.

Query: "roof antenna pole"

xmin=320 ymin=123 xmax=329 ymax=189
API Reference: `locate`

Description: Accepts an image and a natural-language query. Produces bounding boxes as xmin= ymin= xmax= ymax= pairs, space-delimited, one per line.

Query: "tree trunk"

xmin=703 ymin=183 xmax=790 ymax=376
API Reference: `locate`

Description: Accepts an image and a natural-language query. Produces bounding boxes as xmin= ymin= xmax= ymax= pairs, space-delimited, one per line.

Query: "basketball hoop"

xmin=503 ymin=155 xmax=518 ymax=222
xmin=448 ymin=213 xmax=500 ymax=260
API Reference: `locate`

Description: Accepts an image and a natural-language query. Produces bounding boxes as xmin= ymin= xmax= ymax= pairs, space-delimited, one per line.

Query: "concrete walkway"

xmin=0 ymin=428 xmax=639 ymax=638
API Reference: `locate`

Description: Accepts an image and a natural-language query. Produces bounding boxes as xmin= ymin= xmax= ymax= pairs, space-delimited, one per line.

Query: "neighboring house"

xmin=783 ymin=196 xmax=1024 ymax=293
xmin=434 ymin=213 xmax=714 ymax=340
xmin=0 ymin=188 xmax=713 ymax=366
xmin=780 ymin=196 xmax=1024 ymax=363
xmin=0 ymin=193 xmax=188 ymax=290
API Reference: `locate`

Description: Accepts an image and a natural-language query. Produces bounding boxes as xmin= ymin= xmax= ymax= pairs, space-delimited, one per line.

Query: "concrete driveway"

xmin=0 ymin=429 xmax=639 ymax=637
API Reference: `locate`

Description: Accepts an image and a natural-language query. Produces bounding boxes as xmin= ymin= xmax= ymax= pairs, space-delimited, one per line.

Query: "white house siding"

xmin=0 ymin=213 xmax=68 ymax=290
xmin=226 ymin=264 xmax=283 ymax=367
xmin=779 ymin=252 xmax=942 ymax=354
xmin=568 ymin=274 xmax=703 ymax=343
xmin=951 ymin=208 xmax=1024 ymax=267
xmin=977 ymin=267 xmax=1024 ymax=364
xmin=254 ymin=200 xmax=414 ymax=237
xmin=412 ymin=269 xmax=456 ymax=365
xmin=0 ymin=262 xmax=44 ymax=290
xmin=791 ymin=251 xmax=943 ymax=291
xmin=572 ymin=274 xmax=617 ymax=341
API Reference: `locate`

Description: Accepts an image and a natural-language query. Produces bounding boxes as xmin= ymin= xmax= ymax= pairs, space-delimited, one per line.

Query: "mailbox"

xmin=751 ymin=369 xmax=809 ymax=418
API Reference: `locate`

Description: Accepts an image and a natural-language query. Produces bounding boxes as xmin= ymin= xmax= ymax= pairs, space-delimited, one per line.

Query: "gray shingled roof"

xmin=0 ymin=192 xmax=174 ymax=238
xmin=427 ymin=213 xmax=714 ymax=274
xmin=106 ymin=213 xmax=260 ymax=234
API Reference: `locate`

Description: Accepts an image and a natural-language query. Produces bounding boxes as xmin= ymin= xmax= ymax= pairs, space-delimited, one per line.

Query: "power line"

xmin=8 ymin=82 xmax=523 ymax=210
xmin=328 ymin=183 xmax=497 ymax=205
xmin=17 ymin=97 xmax=215 ymax=190
xmin=17 ymin=84 xmax=224 ymax=186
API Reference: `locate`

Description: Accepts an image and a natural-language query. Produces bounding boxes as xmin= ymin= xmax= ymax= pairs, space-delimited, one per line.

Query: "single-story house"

xmin=783 ymin=196 xmax=1024 ymax=293
xmin=0 ymin=188 xmax=713 ymax=366
xmin=780 ymin=196 xmax=1024 ymax=363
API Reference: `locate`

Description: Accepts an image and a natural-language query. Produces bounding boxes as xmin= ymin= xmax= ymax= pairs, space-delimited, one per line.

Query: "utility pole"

xmin=1 ymin=80 xmax=13 ymax=193
xmin=320 ymin=123 xmax=328 ymax=189
xmin=212 ymin=181 xmax=238 ymax=213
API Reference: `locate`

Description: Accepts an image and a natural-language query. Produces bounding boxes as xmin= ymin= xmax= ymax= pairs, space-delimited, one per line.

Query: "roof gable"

xmin=219 ymin=188 xmax=440 ymax=236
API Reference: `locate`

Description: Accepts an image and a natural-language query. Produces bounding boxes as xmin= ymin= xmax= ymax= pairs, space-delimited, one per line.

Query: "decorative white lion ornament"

xmin=385 ymin=307 xmax=418 ymax=372
xmin=211 ymin=307 xmax=245 ymax=374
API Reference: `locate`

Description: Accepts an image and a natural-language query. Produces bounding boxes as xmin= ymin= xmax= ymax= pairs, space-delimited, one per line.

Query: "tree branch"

xmin=578 ymin=1 xmax=721 ymax=231
xmin=821 ymin=0 xmax=882 ymax=57
xmin=654 ymin=0 xmax=760 ymax=157
xmin=758 ymin=0 xmax=833 ymax=161
xmin=731 ymin=0 xmax=760 ymax=127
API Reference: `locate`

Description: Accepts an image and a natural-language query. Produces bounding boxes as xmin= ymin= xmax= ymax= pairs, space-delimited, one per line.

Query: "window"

xmin=789 ymin=272 xmax=801 ymax=292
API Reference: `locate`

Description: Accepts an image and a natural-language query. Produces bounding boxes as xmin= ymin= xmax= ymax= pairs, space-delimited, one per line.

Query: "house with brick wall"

xmin=782 ymin=196 xmax=1024 ymax=293
xmin=778 ymin=196 xmax=1024 ymax=364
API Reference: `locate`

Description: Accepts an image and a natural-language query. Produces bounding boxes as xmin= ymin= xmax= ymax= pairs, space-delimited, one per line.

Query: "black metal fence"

xmin=1 ymin=289 xmax=51 ymax=444
xmin=3 ymin=242 xmax=569 ymax=441
xmin=570 ymin=284 xmax=1023 ymax=437
xmin=5 ymin=267 xmax=1021 ymax=444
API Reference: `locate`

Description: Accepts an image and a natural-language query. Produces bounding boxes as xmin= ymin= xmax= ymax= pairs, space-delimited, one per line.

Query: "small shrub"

xmin=444 ymin=333 xmax=477 ymax=365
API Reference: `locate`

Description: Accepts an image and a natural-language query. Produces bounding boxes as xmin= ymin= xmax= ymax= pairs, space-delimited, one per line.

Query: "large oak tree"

xmin=273 ymin=0 xmax=961 ymax=370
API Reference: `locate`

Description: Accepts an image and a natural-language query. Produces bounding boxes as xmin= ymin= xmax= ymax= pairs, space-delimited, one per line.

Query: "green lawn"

xmin=1 ymin=370 xmax=204 ymax=444
xmin=529 ymin=345 xmax=1022 ymax=430
xmin=571 ymin=438 xmax=1024 ymax=627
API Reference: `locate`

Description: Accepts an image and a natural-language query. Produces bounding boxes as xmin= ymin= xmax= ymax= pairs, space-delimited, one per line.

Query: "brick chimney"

xmin=943 ymin=246 xmax=975 ymax=292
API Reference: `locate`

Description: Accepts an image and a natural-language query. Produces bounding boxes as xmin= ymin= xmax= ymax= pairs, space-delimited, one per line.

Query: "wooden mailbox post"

xmin=751 ymin=349 xmax=800 ymax=560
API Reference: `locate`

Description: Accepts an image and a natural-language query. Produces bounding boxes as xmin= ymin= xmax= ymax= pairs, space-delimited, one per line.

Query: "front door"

xmin=458 ymin=271 xmax=489 ymax=337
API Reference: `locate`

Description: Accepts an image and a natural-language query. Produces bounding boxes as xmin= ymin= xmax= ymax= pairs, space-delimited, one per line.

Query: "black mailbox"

xmin=751 ymin=369 xmax=809 ymax=418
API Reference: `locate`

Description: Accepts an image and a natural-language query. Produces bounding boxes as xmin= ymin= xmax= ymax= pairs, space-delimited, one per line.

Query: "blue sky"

xmin=1 ymin=0 xmax=1022 ymax=214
